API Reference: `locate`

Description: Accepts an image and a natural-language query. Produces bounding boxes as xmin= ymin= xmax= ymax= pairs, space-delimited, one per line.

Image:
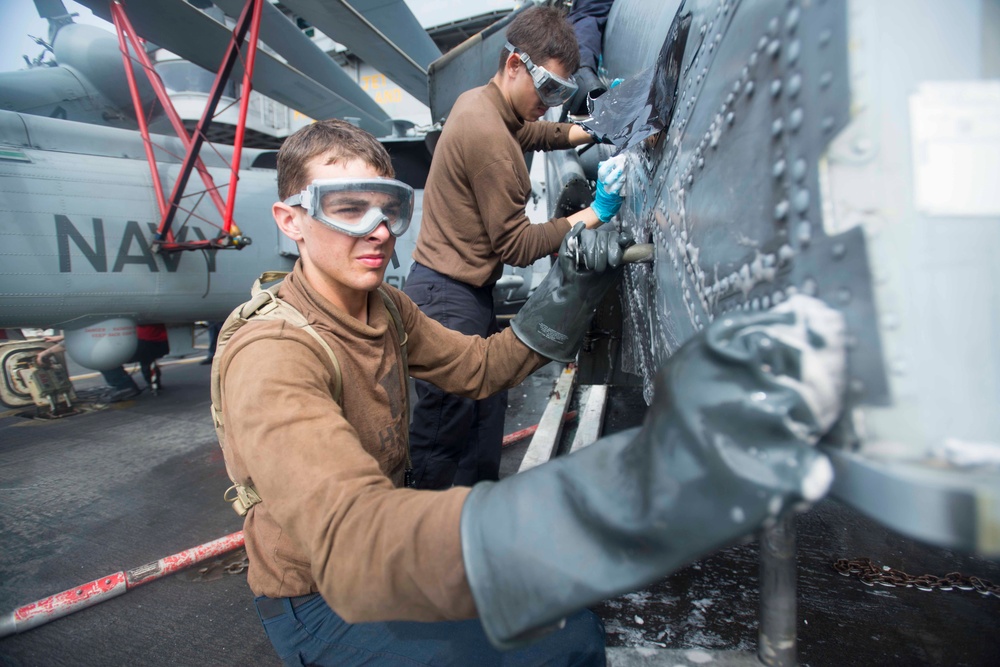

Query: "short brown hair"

xmin=276 ymin=119 xmax=394 ymax=200
xmin=499 ymin=6 xmax=580 ymax=74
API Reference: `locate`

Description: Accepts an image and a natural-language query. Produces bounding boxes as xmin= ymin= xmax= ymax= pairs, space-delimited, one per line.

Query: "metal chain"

xmin=834 ymin=557 xmax=1000 ymax=599
xmin=224 ymin=552 xmax=250 ymax=575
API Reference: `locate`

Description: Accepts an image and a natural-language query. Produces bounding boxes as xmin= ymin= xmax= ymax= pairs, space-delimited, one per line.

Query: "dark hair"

xmin=276 ymin=119 xmax=394 ymax=200
xmin=499 ymin=6 xmax=580 ymax=74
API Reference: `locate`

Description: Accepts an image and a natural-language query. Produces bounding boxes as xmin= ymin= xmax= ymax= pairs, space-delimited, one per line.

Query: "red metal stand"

xmin=109 ymin=0 xmax=264 ymax=252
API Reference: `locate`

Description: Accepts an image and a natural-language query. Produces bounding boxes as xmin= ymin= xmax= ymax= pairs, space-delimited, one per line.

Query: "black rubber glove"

xmin=511 ymin=222 xmax=633 ymax=362
xmin=566 ymin=66 xmax=606 ymax=116
xmin=463 ymin=295 xmax=846 ymax=650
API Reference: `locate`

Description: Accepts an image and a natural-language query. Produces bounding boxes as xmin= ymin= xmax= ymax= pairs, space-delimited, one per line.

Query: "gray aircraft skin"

xmin=0 ymin=1 xmax=392 ymax=137
xmin=0 ymin=106 xmax=422 ymax=327
xmin=0 ymin=110 xmax=286 ymax=331
xmin=601 ymin=1 xmax=999 ymax=437
xmin=0 ymin=1 xmax=394 ymax=349
xmin=548 ymin=0 xmax=999 ymax=556
xmin=0 ymin=22 xmax=160 ymax=131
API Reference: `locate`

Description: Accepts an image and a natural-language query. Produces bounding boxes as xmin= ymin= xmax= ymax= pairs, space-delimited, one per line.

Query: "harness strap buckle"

xmin=224 ymin=482 xmax=263 ymax=517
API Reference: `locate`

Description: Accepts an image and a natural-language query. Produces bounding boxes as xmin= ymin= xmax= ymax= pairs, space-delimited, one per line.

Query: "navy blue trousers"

xmin=569 ymin=0 xmax=615 ymax=71
xmin=254 ymin=594 xmax=606 ymax=667
xmin=403 ymin=263 xmax=508 ymax=489
xmin=100 ymin=339 xmax=170 ymax=390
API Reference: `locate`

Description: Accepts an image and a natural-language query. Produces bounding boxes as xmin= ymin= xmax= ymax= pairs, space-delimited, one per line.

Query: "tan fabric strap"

xmin=212 ymin=272 xmax=409 ymax=515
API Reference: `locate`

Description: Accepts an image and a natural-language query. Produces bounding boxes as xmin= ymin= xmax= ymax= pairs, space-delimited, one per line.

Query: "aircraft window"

xmin=155 ymin=61 xmax=236 ymax=98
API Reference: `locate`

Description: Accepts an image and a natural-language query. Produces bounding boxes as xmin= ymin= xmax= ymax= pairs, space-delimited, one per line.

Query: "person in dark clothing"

xmin=566 ymin=0 xmax=615 ymax=115
xmin=201 ymin=321 xmax=223 ymax=365
xmin=100 ymin=323 xmax=169 ymax=396
xmin=404 ymin=6 xmax=624 ymax=490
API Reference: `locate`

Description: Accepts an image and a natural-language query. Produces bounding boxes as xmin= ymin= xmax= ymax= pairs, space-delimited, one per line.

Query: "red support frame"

xmin=109 ymin=0 xmax=264 ymax=252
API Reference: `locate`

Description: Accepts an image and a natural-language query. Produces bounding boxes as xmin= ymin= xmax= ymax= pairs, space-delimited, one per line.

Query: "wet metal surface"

xmin=598 ymin=0 xmax=877 ymax=406
xmin=584 ymin=7 xmax=690 ymax=153
xmin=570 ymin=0 xmax=1000 ymax=570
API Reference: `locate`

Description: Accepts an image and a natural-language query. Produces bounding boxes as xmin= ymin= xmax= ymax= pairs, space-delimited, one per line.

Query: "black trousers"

xmin=100 ymin=339 xmax=169 ymax=390
xmin=569 ymin=0 xmax=615 ymax=72
xmin=403 ymin=263 xmax=508 ymax=489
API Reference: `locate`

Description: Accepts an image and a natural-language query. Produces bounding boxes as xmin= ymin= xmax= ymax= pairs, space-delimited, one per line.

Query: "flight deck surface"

xmin=1 ymin=360 xmax=998 ymax=666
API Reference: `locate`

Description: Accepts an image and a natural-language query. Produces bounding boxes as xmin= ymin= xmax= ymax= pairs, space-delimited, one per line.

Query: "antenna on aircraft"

xmin=33 ymin=0 xmax=77 ymax=44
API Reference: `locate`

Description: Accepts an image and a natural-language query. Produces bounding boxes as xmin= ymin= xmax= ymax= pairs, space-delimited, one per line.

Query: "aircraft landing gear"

xmin=0 ymin=340 xmax=77 ymax=415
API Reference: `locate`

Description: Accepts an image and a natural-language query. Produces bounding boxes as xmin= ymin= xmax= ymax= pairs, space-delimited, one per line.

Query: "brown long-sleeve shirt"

xmin=412 ymin=80 xmax=576 ymax=287
xmin=218 ymin=268 xmax=547 ymax=622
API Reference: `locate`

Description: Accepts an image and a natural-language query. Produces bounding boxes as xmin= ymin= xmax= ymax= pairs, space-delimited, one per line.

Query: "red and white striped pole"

xmin=0 ymin=531 xmax=245 ymax=638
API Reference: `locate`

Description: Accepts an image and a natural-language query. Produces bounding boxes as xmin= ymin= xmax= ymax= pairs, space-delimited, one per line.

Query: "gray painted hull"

xmin=0 ymin=109 xmax=293 ymax=329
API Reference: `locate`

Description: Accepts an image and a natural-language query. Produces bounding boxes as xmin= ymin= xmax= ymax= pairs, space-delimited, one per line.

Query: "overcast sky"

xmin=0 ymin=0 xmax=519 ymax=72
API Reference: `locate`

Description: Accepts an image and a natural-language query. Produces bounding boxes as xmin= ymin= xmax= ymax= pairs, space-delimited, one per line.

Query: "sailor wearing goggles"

xmin=404 ymin=7 xmax=627 ymax=494
xmin=284 ymin=178 xmax=414 ymax=238
xmin=504 ymin=41 xmax=579 ymax=109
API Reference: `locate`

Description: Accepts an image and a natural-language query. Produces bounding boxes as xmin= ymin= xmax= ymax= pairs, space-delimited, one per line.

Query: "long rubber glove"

xmin=511 ymin=222 xmax=632 ymax=362
xmin=463 ymin=295 xmax=846 ymax=650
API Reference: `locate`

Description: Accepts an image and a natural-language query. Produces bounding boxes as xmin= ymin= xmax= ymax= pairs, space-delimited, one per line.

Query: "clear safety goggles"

xmin=506 ymin=41 xmax=578 ymax=107
xmin=284 ymin=178 xmax=414 ymax=237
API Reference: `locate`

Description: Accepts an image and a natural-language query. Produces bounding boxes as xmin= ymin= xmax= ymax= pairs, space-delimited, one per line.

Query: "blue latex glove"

xmin=592 ymin=156 xmax=626 ymax=222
